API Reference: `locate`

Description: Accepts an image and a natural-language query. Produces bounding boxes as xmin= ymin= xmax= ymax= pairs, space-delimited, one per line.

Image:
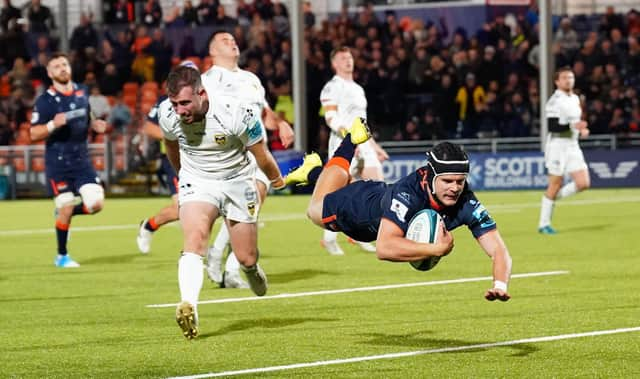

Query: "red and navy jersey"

xmin=322 ymin=167 xmax=497 ymax=242
xmin=146 ymin=95 xmax=168 ymax=124
xmin=31 ymin=83 xmax=92 ymax=162
xmin=381 ymin=167 xmax=496 ymax=239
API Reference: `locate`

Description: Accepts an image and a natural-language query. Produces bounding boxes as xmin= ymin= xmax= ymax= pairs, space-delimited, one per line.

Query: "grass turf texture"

xmin=1 ymin=188 xmax=639 ymax=378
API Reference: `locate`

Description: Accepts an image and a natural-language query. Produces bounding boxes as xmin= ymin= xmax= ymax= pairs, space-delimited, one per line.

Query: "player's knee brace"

xmin=79 ymin=183 xmax=104 ymax=213
xmin=54 ymin=192 xmax=76 ymax=209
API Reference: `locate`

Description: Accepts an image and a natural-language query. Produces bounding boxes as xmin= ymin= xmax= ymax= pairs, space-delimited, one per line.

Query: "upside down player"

xmin=30 ymin=52 xmax=108 ymax=268
xmin=286 ymin=119 xmax=512 ymax=301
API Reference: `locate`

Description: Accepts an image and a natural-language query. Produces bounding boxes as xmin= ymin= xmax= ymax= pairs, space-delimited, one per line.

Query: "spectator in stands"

xmin=148 ymin=28 xmax=172 ymax=83
xmin=196 ymin=0 xmax=217 ymax=25
xmin=70 ymin=14 xmax=98 ymax=55
xmin=26 ymin=0 xmax=55 ymax=34
xmin=89 ymin=85 xmax=111 ymax=121
xmin=421 ymin=109 xmax=445 ymax=140
xmin=213 ymin=4 xmax=236 ymax=28
xmin=455 ymin=72 xmax=485 ymax=138
xmin=627 ymin=9 xmax=640 ymax=36
xmin=303 ymin=1 xmax=315 ymax=29
xmin=105 ymin=29 xmax=134 ymax=82
xmin=29 ymin=51 xmax=49 ymax=88
xmin=141 ymin=0 xmax=162 ymax=28
xmin=178 ymin=34 xmax=197 ymax=59
xmin=407 ymin=47 xmax=429 ymax=92
xmin=272 ymin=2 xmax=289 ymax=38
xmin=555 ymin=17 xmax=580 ymax=55
xmin=108 ymin=0 xmax=135 ymax=25
xmin=181 ymin=0 xmax=198 ymax=27
xmin=108 ymin=91 xmax=132 ymax=132
xmin=599 ymin=6 xmax=626 ymax=37
xmin=0 ymin=0 xmax=21 ymax=34
xmin=236 ymin=0 xmax=253 ymax=29
xmin=99 ymin=63 xmax=121 ymax=96
xmin=624 ymin=35 xmax=640 ymax=78
xmin=0 ymin=97 xmax=14 ymax=145
xmin=588 ymin=99 xmax=611 ymax=135
xmin=254 ymin=0 xmax=274 ymax=21
xmin=131 ymin=25 xmax=154 ymax=82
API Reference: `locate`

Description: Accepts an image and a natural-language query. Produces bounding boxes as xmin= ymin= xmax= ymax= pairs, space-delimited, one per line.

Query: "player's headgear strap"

xmin=425 ymin=142 xmax=469 ymax=194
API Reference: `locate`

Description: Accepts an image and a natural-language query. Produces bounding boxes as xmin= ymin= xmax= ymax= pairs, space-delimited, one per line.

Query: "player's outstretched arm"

xmin=376 ymin=218 xmax=454 ymax=262
xmin=143 ymin=120 xmax=164 ymax=140
xmin=248 ymin=141 xmax=285 ymax=190
xmin=262 ymin=106 xmax=294 ymax=148
xmin=476 ymin=229 xmax=512 ymax=301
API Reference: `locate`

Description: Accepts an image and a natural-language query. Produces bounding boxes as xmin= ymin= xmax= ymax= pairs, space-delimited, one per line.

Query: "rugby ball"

xmin=406 ymin=209 xmax=444 ymax=271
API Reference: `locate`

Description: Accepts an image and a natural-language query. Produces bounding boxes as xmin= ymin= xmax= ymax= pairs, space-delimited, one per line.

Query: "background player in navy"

xmin=286 ymin=120 xmax=512 ymax=301
xmin=30 ymin=53 xmax=108 ymax=268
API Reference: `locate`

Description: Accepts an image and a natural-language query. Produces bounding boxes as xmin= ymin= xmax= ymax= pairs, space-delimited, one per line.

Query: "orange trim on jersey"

xmin=322 ymin=214 xmax=337 ymax=224
xmin=428 ymin=192 xmax=444 ymax=212
xmin=55 ymin=220 xmax=70 ymax=231
xmin=50 ymin=179 xmax=59 ymax=195
xmin=50 ymin=85 xmax=74 ymax=97
xmin=148 ymin=217 xmax=159 ymax=231
xmin=172 ymin=177 xmax=179 ymax=193
xmin=326 ymin=156 xmax=350 ymax=173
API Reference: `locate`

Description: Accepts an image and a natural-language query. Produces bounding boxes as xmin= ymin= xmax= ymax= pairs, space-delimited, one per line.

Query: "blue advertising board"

xmin=383 ymin=149 xmax=640 ymax=190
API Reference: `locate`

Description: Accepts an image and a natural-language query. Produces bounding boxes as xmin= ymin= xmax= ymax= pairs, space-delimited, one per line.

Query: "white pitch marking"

xmin=167 ymin=326 xmax=640 ymax=379
xmin=2 ymin=196 xmax=640 ymax=236
xmin=146 ymin=270 xmax=569 ymax=308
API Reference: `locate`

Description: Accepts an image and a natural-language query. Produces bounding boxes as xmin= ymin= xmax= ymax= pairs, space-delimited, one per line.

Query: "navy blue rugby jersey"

xmin=31 ymin=83 xmax=92 ymax=161
xmin=380 ymin=167 xmax=497 ymax=239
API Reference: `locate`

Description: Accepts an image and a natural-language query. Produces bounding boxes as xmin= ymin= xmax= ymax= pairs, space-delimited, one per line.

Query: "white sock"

xmin=225 ymin=251 xmax=240 ymax=274
xmin=212 ymin=223 xmax=230 ymax=253
xmin=557 ymin=181 xmax=577 ymax=199
xmin=178 ymin=252 xmax=203 ymax=309
xmin=323 ymin=230 xmax=338 ymax=243
xmin=539 ymin=195 xmax=555 ymax=228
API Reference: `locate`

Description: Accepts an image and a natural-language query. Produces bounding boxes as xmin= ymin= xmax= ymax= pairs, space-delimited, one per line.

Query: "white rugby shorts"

xmin=178 ymin=172 xmax=260 ymax=223
xmin=544 ymin=139 xmax=587 ymax=176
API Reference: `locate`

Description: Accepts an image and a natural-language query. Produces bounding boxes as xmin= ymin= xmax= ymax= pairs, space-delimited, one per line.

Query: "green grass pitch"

xmin=1 ymin=188 xmax=639 ymax=378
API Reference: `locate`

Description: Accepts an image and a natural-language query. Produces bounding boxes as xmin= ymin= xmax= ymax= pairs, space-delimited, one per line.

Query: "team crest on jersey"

xmin=214 ymin=134 xmax=226 ymax=145
xmin=70 ymin=103 xmax=76 ymax=110
xmin=247 ymin=201 xmax=256 ymax=216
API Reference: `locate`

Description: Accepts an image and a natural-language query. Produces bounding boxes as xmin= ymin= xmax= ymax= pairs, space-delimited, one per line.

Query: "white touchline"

xmin=166 ymin=326 xmax=640 ymax=379
xmin=3 ymin=196 xmax=639 ymax=236
xmin=146 ymin=270 xmax=569 ymax=308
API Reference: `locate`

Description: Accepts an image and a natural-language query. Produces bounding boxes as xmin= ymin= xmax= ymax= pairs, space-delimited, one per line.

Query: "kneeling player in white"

xmin=162 ymin=66 xmax=285 ymax=339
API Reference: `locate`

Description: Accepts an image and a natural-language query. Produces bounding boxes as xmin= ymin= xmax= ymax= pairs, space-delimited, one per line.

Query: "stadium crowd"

xmin=1 ymin=0 xmax=640 ymax=152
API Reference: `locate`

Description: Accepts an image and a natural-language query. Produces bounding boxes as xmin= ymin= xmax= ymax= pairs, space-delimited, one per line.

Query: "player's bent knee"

xmin=54 ymin=192 xmax=76 ymax=209
xmin=79 ymin=183 xmax=105 ymax=213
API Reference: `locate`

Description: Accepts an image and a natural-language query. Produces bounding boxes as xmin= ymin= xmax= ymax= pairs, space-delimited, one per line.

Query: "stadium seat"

xmin=141 ymin=81 xmax=159 ymax=93
xmin=122 ymin=82 xmax=140 ymax=97
xmin=202 ymin=56 xmax=213 ymax=71
xmin=12 ymin=157 xmax=26 ymax=172
xmin=0 ymin=74 xmax=10 ymax=97
xmin=92 ymin=156 xmax=105 ymax=171
xmin=31 ymin=156 xmax=45 ymax=172
xmin=15 ymin=129 xmax=30 ymax=145
xmin=140 ymin=99 xmax=156 ymax=115
xmin=115 ymin=153 xmax=125 ymax=170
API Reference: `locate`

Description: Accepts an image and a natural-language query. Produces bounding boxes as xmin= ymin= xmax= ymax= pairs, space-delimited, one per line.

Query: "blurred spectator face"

xmin=593 ymin=99 xmax=604 ymax=112
xmin=605 ymin=63 xmax=618 ymax=76
xmin=489 ymin=80 xmax=499 ymax=92
xmin=591 ymin=66 xmax=603 ymax=78
xmin=560 ymin=18 xmax=571 ymax=31
xmin=47 ymin=56 xmax=72 ymax=85
xmin=573 ymin=60 xmax=585 ymax=76
xmin=331 ymin=50 xmax=354 ymax=75
xmin=610 ymin=28 xmax=622 ymax=42
xmin=465 ymin=73 xmax=476 ymax=87
xmin=484 ymin=46 xmax=495 ymax=61
xmin=441 ymin=74 xmax=452 ymax=88
xmin=468 ymin=48 xmax=479 ymax=63
xmin=507 ymin=72 xmax=518 ymax=87
xmin=105 ymin=63 xmax=117 ymax=75
xmin=601 ymin=39 xmax=612 ymax=52
xmin=555 ymin=70 xmax=575 ymax=92
xmin=209 ymin=32 xmax=240 ymax=61
xmin=512 ymin=92 xmax=523 ymax=105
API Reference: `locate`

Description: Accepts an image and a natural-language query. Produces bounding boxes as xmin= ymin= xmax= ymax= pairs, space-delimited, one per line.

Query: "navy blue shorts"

xmin=158 ymin=155 xmax=179 ymax=195
xmin=321 ymin=180 xmax=387 ymax=242
xmin=46 ymin=160 xmax=100 ymax=197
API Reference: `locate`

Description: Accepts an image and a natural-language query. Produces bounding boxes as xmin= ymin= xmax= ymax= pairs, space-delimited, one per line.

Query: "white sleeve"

xmin=158 ymin=105 xmax=178 ymax=141
xmin=320 ymin=81 xmax=338 ymax=108
xmin=234 ymin=105 xmax=263 ymax=147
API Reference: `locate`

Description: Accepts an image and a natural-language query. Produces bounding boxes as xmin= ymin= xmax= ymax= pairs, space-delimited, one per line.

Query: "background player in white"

xmin=162 ymin=66 xmax=285 ymax=339
xmin=538 ymin=67 xmax=590 ymax=234
xmin=319 ymin=46 xmax=389 ymax=255
xmin=202 ymin=31 xmax=294 ymax=287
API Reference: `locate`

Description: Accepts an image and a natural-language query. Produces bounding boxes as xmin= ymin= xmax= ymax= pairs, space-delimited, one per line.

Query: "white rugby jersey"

xmin=320 ymin=75 xmax=367 ymax=134
xmin=545 ymin=89 xmax=582 ymax=141
xmin=202 ymin=65 xmax=269 ymax=139
xmin=158 ymin=94 xmax=263 ymax=180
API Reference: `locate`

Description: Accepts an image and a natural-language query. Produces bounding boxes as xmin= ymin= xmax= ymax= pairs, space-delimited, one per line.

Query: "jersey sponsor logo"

xmin=390 ymin=198 xmax=409 ymax=222
xmin=69 ymin=102 xmax=76 ymax=110
xmin=64 ymin=108 xmax=87 ymax=120
xmin=214 ymin=134 xmax=226 ymax=145
xmin=589 ymin=161 xmax=638 ymax=179
xmin=397 ymin=192 xmax=411 ymax=204
xmin=471 ymin=203 xmax=495 ymax=228
xmin=244 ymin=187 xmax=257 ymax=202
xmin=247 ymin=120 xmax=262 ymax=141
